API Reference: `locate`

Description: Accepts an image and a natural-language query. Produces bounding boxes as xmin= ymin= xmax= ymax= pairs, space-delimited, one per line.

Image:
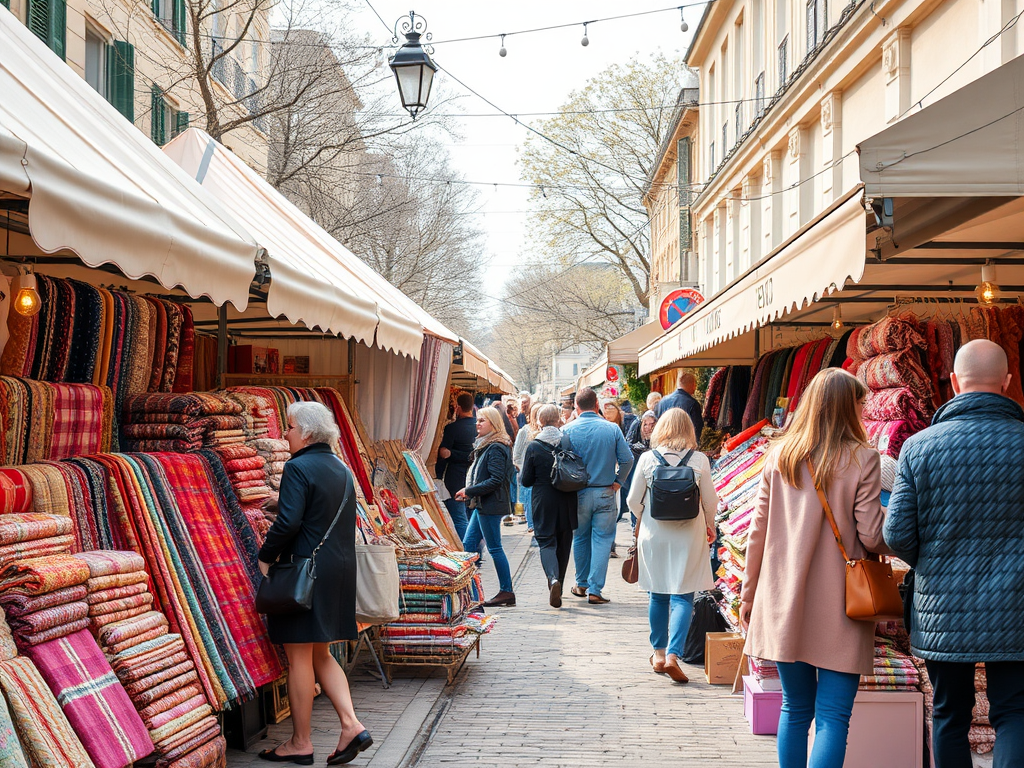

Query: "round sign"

xmin=606 ymin=366 xmax=619 ymax=382
xmin=659 ymin=288 xmax=705 ymax=330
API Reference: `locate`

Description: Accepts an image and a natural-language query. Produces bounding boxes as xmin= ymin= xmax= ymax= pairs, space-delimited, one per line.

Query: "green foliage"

xmin=624 ymin=364 xmax=650 ymax=413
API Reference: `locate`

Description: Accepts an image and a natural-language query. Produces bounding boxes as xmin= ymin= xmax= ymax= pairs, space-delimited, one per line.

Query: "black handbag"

xmin=648 ymin=449 xmax=701 ymax=521
xmin=255 ymin=491 xmax=347 ymax=616
xmin=549 ymin=435 xmax=589 ymax=492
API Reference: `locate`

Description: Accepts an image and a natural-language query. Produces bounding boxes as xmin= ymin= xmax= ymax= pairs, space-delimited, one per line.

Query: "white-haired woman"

xmin=258 ymin=401 xmax=371 ymax=766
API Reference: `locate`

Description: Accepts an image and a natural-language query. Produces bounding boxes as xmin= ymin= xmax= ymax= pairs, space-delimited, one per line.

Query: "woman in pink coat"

xmin=740 ymin=368 xmax=889 ymax=768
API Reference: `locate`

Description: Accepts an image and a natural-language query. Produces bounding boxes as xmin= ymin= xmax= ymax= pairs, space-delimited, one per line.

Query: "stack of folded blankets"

xmin=211 ymin=445 xmax=273 ymax=540
xmin=860 ymin=632 xmax=920 ymax=691
xmin=0 ymin=554 xmax=91 ymax=648
xmin=121 ymin=393 xmax=244 ymax=452
xmin=80 ymin=552 xmax=155 ymax=632
xmin=225 ymin=390 xmax=277 ymax=439
xmin=75 ymin=551 xmax=226 ymax=768
xmin=0 ymin=512 xmax=76 ymax=569
xmin=749 ymin=657 xmax=781 ymax=691
xmin=253 ymin=438 xmax=290 ymax=491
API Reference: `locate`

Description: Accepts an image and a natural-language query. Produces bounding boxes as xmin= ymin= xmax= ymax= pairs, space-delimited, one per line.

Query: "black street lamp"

xmin=389 ymin=11 xmax=437 ymax=120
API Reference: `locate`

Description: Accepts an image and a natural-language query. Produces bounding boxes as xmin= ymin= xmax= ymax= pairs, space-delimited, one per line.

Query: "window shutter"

xmin=151 ymin=0 xmax=159 ymax=19
xmin=172 ymin=0 xmax=186 ymax=46
xmin=676 ymin=136 xmax=691 ymax=207
xmin=150 ymin=86 xmax=166 ymax=145
xmin=107 ymin=41 xmax=135 ymax=122
xmin=48 ymin=0 xmax=65 ymax=59
xmin=26 ymin=0 xmax=64 ymax=58
xmin=806 ymin=0 xmax=816 ymax=50
xmin=816 ymin=0 xmax=828 ymax=46
xmin=173 ymin=111 xmax=190 ymax=137
xmin=26 ymin=0 xmax=49 ymax=45
xmin=0 ymin=0 xmax=9 ymax=10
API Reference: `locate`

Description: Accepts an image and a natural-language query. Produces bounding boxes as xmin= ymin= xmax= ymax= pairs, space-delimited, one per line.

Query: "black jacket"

xmin=656 ymin=388 xmax=704 ymax=441
xmin=435 ymin=416 xmax=476 ymax=494
xmin=465 ymin=442 xmax=513 ymax=516
xmin=520 ymin=439 xmax=578 ymax=537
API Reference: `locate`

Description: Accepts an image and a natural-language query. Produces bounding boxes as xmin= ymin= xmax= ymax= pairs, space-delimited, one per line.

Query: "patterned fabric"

xmin=26 ymin=630 xmax=152 ymax=768
xmin=0 ymin=609 xmax=16 ymax=662
xmin=7 ymin=602 xmax=88 ymax=636
xmin=118 ymin=651 xmax=190 ymax=686
xmin=86 ymin=582 xmax=149 ymax=604
xmin=0 ymin=585 xmax=88 ymax=617
xmin=90 ymin=604 xmax=154 ymax=627
xmin=0 ymin=472 xmax=31 ymax=515
xmin=124 ymin=662 xmax=196 ymax=698
xmin=123 ymin=393 xmax=241 ymax=418
xmin=866 ymin=418 xmax=928 ymax=459
xmin=131 ymin=671 xmax=200 ymax=708
xmin=222 ymin=456 xmax=265 ymax=473
xmin=86 ymin=571 xmax=149 ymax=591
xmin=157 ymin=732 xmax=223 ymax=767
xmin=0 ymin=656 xmax=95 ymax=768
xmin=0 ymin=684 xmax=28 ymax=768
xmin=856 ymin=314 xmax=926 ymax=357
xmin=172 ymin=305 xmax=195 ymax=394
xmin=74 ymin=550 xmax=147 ymax=577
xmin=97 ymin=611 xmax=169 ymax=651
xmin=863 ymin=386 xmax=933 ymax=422
xmin=856 ymin=349 xmax=934 ymax=400
xmin=111 ymin=634 xmax=184 ymax=672
xmin=66 ymin=281 xmax=102 ymax=385
xmin=0 ymin=515 xmax=72 ymax=545
xmin=155 ymin=717 xmax=219 ymax=759
xmin=0 ymin=555 xmax=90 ymax=594
xmin=16 ymin=465 xmax=70 ymax=517
xmin=136 ymin=683 xmax=200 ymax=721
xmin=89 ymin=593 xmax=153 ymax=617
xmin=161 ymin=303 xmax=183 ymax=393
xmin=16 ymin=619 xmax=90 ymax=647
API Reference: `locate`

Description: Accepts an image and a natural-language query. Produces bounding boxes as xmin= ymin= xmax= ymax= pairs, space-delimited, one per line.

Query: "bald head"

xmin=676 ymin=371 xmax=697 ymax=394
xmin=952 ymin=339 xmax=1012 ymax=396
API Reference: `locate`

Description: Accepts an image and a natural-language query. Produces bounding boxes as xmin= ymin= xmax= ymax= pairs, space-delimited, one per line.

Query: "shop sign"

xmin=659 ymin=288 xmax=705 ymax=330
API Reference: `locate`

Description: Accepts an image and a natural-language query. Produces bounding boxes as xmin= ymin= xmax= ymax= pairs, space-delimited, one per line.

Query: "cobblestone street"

xmin=231 ymin=523 xmax=778 ymax=768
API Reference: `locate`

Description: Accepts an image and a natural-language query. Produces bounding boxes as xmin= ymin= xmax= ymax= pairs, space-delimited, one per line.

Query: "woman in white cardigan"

xmin=627 ymin=407 xmax=718 ymax=683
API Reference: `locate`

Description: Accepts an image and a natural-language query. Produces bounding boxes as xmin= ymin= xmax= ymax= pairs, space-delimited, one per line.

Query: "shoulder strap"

xmin=560 ymin=434 xmax=571 ymax=452
xmin=650 ymin=449 xmax=668 ymax=466
xmin=808 ymin=460 xmax=851 ymax=564
xmin=311 ymin=474 xmax=350 ymax=565
xmin=681 ymin=449 xmax=695 ymax=465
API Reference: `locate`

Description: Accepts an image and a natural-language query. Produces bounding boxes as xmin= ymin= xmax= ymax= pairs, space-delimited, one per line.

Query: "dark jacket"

xmin=520 ymin=438 xmax=578 ymax=536
xmin=657 ymin=388 xmax=704 ymax=441
xmin=465 ymin=442 xmax=513 ymax=516
xmin=435 ymin=416 xmax=476 ymax=494
xmin=885 ymin=392 xmax=1024 ymax=662
xmin=258 ymin=443 xmax=357 ymax=644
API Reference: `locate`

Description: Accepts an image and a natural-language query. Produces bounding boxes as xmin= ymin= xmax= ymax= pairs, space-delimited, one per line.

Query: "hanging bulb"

xmin=976 ymin=262 xmax=1001 ymax=305
xmin=680 ymin=8 xmax=689 ymax=32
xmin=499 ymin=34 xmax=507 ymax=57
xmin=831 ymin=305 xmax=844 ymax=331
xmin=581 ymin=23 xmax=589 ymax=47
xmin=11 ymin=268 xmax=40 ymax=317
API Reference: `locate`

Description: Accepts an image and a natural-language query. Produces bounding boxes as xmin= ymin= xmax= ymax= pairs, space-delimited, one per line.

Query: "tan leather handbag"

xmin=621 ymin=544 xmax=639 ymax=584
xmin=812 ymin=467 xmax=903 ymax=623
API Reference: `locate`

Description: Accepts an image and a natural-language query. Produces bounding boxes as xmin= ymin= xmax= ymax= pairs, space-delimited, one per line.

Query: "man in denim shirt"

xmin=562 ymin=387 xmax=634 ymax=604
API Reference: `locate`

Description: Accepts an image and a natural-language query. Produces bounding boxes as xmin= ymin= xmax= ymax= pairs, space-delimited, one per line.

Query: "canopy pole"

xmin=217 ymin=304 xmax=228 ymax=389
xmin=753 ymin=327 xmax=760 ymax=363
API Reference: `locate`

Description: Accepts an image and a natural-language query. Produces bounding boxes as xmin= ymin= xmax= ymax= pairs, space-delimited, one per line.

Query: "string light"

xmin=581 ymin=23 xmax=590 ymax=47
xmin=680 ymin=7 xmax=689 ymax=32
xmin=499 ymin=34 xmax=507 ymax=57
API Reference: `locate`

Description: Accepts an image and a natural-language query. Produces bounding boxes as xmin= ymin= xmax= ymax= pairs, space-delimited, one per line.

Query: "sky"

xmin=346 ymin=1 xmax=704 ymax=286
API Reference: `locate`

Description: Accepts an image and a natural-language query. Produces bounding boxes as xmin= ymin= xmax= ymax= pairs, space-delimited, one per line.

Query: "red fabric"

xmin=172 ymin=305 xmax=195 ymax=393
xmin=316 ymin=388 xmax=374 ymax=503
xmin=0 ymin=470 xmax=32 ymax=514
xmin=222 ymin=457 xmax=265 ymax=473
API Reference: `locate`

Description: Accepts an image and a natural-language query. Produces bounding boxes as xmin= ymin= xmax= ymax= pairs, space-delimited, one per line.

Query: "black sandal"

xmin=258 ymin=746 xmax=314 ymax=765
xmin=326 ymin=731 xmax=373 ymax=765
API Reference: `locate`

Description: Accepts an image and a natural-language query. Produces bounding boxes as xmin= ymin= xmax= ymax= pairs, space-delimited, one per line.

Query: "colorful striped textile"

xmin=98 ymin=611 xmax=168 ymax=648
xmin=86 ymin=570 xmax=149 ymax=591
xmin=74 ymin=550 xmax=146 ymax=577
xmin=26 ymin=629 xmax=153 ymax=768
xmin=0 ymin=656 xmax=95 ymax=768
xmin=88 ymin=592 xmax=154 ymax=617
xmin=156 ymin=723 xmax=221 ymax=766
xmin=0 ymin=536 xmax=74 ymax=566
xmin=0 ymin=610 xmax=15 ymax=663
xmin=0 ymin=585 xmax=87 ymax=617
xmin=86 ymin=582 xmax=150 ymax=604
xmin=7 ymin=601 xmax=88 ymax=635
xmin=0 ymin=555 xmax=89 ymax=595
xmin=0 ymin=515 xmax=72 ymax=545
xmin=0 ymin=471 xmax=32 ymax=516
xmin=0 ymin=690 xmax=28 ymax=768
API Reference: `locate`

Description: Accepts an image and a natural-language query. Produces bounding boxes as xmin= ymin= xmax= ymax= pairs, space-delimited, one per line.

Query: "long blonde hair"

xmin=528 ymin=403 xmax=543 ymax=438
xmin=475 ymin=407 xmax=511 ymax=450
xmin=602 ymin=401 xmax=623 ymax=428
xmin=774 ymin=368 xmax=869 ymax=489
xmin=649 ymin=407 xmax=697 ymax=451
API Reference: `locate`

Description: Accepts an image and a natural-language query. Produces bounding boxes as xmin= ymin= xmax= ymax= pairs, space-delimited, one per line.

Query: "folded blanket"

xmin=122 ymin=424 xmax=207 ymax=442
xmin=146 ymin=693 xmax=208 ymax=730
xmin=111 ymin=634 xmax=185 ymax=670
xmin=74 ymin=550 xmax=147 ymax=577
xmin=86 ymin=582 xmax=150 ymax=604
xmin=98 ymin=611 xmax=168 ymax=647
xmin=16 ymin=618 xmax=90 ymax=647
xmin=856 ymin=348 xmax=934 ymax=399
xmin=863 ymin=386 xmax=933 ymax=422
xmin=117 ymin=650 xmax=190 ymax=685
xmin=124 ymin=661 xmax=196 ymax=698
xmin=156 ymin=720 xmax=220 ymax=763
xmin=855 ymin=314 xmax=926 ymax=357
xmin=223 ymin=456 xmax=266 ymax=473
xmin=0 ymin=690 xmax=28 ymax=768
xmin=0 ymin=610 xmax=16 ymax=662
xmin=90 ymin=603 xmax=153 ymax=627
xmin=270 ymin=461 xmax=286 ymax=474
xmin=88 ymin=592 xmax=153 ymax=617
xmin=236 ymin=487 xmax=272 ymax=501
xmin=227 ymin=469 xmax=266 ymax=483
xmin=137 ymin=683 xmax=204 ymax=721
xmin=0 ymin=536 xmax=75 ymax=566
xmin=212 ymin=445 xmax=257 ymax=461
xmin=107 ymin=626 xmax=169 ymax=657
xmin=152 ymin=709 xmax=216 ymax=749
xmin=157 ymin=733 xmax=224 ymax=768
xmin=122 ymin=440 xmax=202 ymax=452
xmin=866 ymin=418 xmax=929 ymax=459
xmin=131 ymin=670 xmax=200 ymax=708
xmin=0 ymin=656 xmax=96 ymax=768
xmin=123 ymin=393 xmax=242 ymax=417
xmin=87 ymin=571 xmax=149 ymax=591
xmin=25 ymin=630 xmax=152 ymax=768
xmin=8 ymin=602 xmax=88 ymax=636
xmin=0 ymin=556 xmax=90 ymax=595
xmin=0 ymin=515 xmax=73 ymax=545
xmin=252 ymin=438 xmax=288 ymax=452
xmin=0 ymin=585 xmax=88 ymax=617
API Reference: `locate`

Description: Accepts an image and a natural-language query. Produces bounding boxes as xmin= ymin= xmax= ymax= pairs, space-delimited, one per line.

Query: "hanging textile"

xmin=405 ymin=336 xmax=448 ymax=451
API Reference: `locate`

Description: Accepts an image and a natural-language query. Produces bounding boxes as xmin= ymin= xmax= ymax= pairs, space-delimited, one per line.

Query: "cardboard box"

xmin=743 ymin=675 xmax=782 ymax=735
xmin=705 ymin=631 xmax=745 ymax=684
xmin=283 ymin=355 xmax=309 ymax=374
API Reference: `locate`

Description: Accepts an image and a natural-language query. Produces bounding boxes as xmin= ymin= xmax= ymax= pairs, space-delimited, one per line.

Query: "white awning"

xmin=639 ymin=191 xmax=868 ymax=375
xmin=0 ymin=8 xmax=258 ymax=310
xmin=578 ymin=353 xmax=608 ymax=389
xmin=859 ymin=53 xmax=1024 ymax=198
xmin=459 ymin=339 xmax=492 ymax=380
xmin=164 ymin=129 xmax=425 ymax=358
xmin=607 ymin=322 xmax=664 ymax=364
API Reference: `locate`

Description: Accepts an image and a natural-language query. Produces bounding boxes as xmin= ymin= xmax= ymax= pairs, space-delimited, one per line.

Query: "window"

xmin=778 ymin=36 xmax=789 ymax=88
xmin=735 ymin=102 xmax=743 ymax=138
xmin=85 ymin=28 xmax=107 ymax=97
xmin=709 ymin=141 xmax=716 ymax=171
xmin=26 ymin=0 xmax=66 ymax=59
xmin=151 ymin=0 xmax=186 ymax=47
xmin=572 ymin=364 xmax=579 ymax=376
xmin=755 ymin=71 xmax=766 ymax=116
xmin=722 ymin=122 xmax=729 ymax=153
xmin=807 ymin=0 xmax=827 ymax=51
xmin=0 ymin=0 xmax=9 ymax=9
xmin=150 ymin=86 xmax=189 ymax=146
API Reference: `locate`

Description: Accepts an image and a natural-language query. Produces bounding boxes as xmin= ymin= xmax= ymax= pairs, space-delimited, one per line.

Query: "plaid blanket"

xmin=137 ymin=683 xmax=202 ymax=720
xmin=0 ymin=656 xmax=95 ymax=768
xmin=111 ymin=633 xmax=184 ymax=668
xmin=107 ymin=627 xmax=170 ymax=657
xmin=8 ymin=601 xmax=88 ymax=635
xmin=90 ymin=603 xmax=154 ymax=628
xmin=88 ymin=592 xmax=153 ymax=617
xmin=16 ymin=618 xmax=91 ymax=648
xmin=87 ymin=571 xmax=149 ymax=591
xmin=131 ymin=670 xmax=200 ymax=708
xmin=0 ymin=555 xmax=89 ymax=594
xmin=97 ymin=611 xmax=168 ymax=648
xmin=0 ymin=536 xmax=75 ymax=566
xmin=26 ymin=630 xmax=152 ymax=768
xmin=156 ymin=722 xmax=221 ymax=766
xmin=49 ymin=384 xmax=107 ymax=460
xmin=116 ymin=651 xmax=190 ymax=686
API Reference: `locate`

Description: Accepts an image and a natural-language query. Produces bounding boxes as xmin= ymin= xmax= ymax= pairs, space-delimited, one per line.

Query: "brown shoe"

xmin=549 ymin=580 xmax=562 ymax=608
xmin=650 ymin=654 xmax=666 ymax=674
xmin=663 ymin=660 xmax=689 ymax=683
xmin=588 ymin=594 xmax=610 ymax=605
xmin=570 ymin=586 xmax=588 ymax=598
xmin=483 ymin=591 xmax=516 ymax=607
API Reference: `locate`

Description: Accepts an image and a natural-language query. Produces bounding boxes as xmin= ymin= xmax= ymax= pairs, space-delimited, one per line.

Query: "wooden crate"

xmin=262 ymin=675 xmax=290 ymax=725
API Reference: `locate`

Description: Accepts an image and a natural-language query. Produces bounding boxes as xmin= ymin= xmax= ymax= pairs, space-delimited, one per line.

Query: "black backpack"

xmin=649 ymin=449 xmax=701 ymax=521
xmin=548 ymin=436 xmax=589 ymax=492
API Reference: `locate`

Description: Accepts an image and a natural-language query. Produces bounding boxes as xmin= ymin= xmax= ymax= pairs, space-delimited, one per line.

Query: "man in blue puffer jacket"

xmin=886 ymin=339 xmax=1024 ymax=767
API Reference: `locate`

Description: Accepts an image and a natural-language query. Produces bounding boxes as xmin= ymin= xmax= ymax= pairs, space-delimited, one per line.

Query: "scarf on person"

xmin=467 ymin=430 xmax=512 ymax=489
xmin=535 ymin=426 xmax=562 ymax=447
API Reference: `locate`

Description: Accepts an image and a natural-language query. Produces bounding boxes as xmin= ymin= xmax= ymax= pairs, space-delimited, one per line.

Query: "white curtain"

xmin=353 ymin=342 xmax=415 ymax=442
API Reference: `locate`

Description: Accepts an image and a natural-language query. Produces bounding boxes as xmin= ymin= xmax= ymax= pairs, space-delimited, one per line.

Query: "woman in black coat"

xmin=456 ymin=406 xmax=516 ymax=607
xmin=257 ymin=402 xmax=371 ymax=766
xmin=520 ymin=404 xmax=579 ymax=608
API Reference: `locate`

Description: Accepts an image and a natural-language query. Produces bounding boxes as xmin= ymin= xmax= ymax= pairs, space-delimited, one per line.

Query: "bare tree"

xmin=519 ymin=53 xmax=688 ymax=310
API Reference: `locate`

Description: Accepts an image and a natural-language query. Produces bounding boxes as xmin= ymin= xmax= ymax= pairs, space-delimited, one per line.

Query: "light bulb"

xmin=680 ymin=9 xmax=688 ymax=32
xmin=681 ymin=20 xmax=689 ymax=32
xmin=499 ymin=35 xmax=507 ymax=57
xmin=831 ymin=305 xmax=844 ymax=330
xmin=581 ymin=24 xmax=589 ymax=46
xmin=975 ymin=263 xmax=1001 ymax=306
xmin=11 ymin=271 xmax=40 ymax=317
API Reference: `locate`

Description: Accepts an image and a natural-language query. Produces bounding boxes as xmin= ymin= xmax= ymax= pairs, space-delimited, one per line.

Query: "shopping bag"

xmin=354 ymin=542 xmax=400 ymax=624
xmin=681 ymin=590 xmax=728 ymax=665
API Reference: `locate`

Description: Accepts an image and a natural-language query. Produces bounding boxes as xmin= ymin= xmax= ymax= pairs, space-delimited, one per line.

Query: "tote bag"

xmin=354 ymin=535 xmax=400 ymax=624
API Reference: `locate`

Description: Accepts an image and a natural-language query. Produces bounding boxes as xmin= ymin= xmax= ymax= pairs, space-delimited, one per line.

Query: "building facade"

xmin=535 ymin=344 xmax=601 ymax=403
xmin=3 ymin=0 xmax=268 ymax=168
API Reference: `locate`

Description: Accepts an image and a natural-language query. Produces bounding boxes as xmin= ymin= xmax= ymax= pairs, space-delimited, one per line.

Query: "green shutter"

xmin=173 ymin=111 xmax=189 ymax=137
xmin=107 ymin=41 xmax=135 ymax=122
xmin=48 ymin=0 xmax=65 ymax=59
xmin=150 ymin=86 xmax=166 ymax=145
xmin=151 ymin=0 xmax=158 ymax=18
xmin=26 ymin=0 xmax=64 ymax=58
xmin=173 ymin=0 xmax=186 ymax=46
xmin=0 ymin=0 xmax=9 ymax=11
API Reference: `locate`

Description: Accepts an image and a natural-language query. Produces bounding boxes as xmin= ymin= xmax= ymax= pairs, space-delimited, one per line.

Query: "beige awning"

xmin=0 ymin=9 xmax=259 ymax=310
xmin=607 ymin=322 xmax=664 ymax=364
xmin=164 ymin=129 xmax=426 ymax=358
xmin=459 ymin=339 xmax=491 ymax=380
xmin=639 ymin=190 xmax=868 ymax=375
xmin=859 ymin=53 xmax=1024 ymax=198
xmin=578 ymin=353 xmax=608 ymax=389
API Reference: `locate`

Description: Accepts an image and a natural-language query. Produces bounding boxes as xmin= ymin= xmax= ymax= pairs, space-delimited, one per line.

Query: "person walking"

xmin=560 ymin=402 xmax=575 ymax=426
xmin=562 ymin=386 xmax=633 ymax=604
xmin=885 ymin=339 xmax=1024 ymax=768
xmin=621 ymin=401 xmax=638 ymax=438
xmin=646 ymin=391 xmax=663 ymax=415
xmin=512 ymin=403 xmax=543 ymax=532
xmin=456 ymin=407 xmax=516 ymax=607
xmin=257 ymin=402 xmax=371 ymax=766
xmin=626 ymin=410 xmax=657 ymax=531
xmin=656 ymin=371 xmax=704 ymax=446
xmin=520 ymin=404 xmax=578 ymax=608
xmin=517 ymin=392 xmax=532 ymax=429
xmin=627 ymin=408 xmax=717 ymax=684
xmin=740 ymin=368 xmax=888 ymax=768
xmin=435 ymin=392 xmax=477 ymax=541
xmin=602 ymin=401 xmax=628 ymax=556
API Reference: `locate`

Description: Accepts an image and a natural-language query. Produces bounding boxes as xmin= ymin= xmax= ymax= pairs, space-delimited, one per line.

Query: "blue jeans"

xmin=509 ymin=469 xmax=518 ymax=507
xmin=776 ymin=661 xmax=860 ymax=768
xmin=648 ymin=593 xmax=694 ymax=658
xmin=573 ymin=487 xmax=618 ymax=597
xmin=462 ymin=511 xmax=513 ymax=593
xmin=443 ymin=498 xmax=468 ymax=542
xmin=519 ymin=483 xmax=533 ymax=529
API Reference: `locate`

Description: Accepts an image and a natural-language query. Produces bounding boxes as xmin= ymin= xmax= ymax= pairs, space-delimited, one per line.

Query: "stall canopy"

xmin=639 ymin=190 xmax=868 ymax=375
xmin=859 ymin=52 xmax=1024 ymax=198
xmin=164 ymin=129 xmax=429 ymax=358
xmin=577 ymin=321 xmax=665 ymax=389
xmin=0 ymin=7 xmax=259 ymax=310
